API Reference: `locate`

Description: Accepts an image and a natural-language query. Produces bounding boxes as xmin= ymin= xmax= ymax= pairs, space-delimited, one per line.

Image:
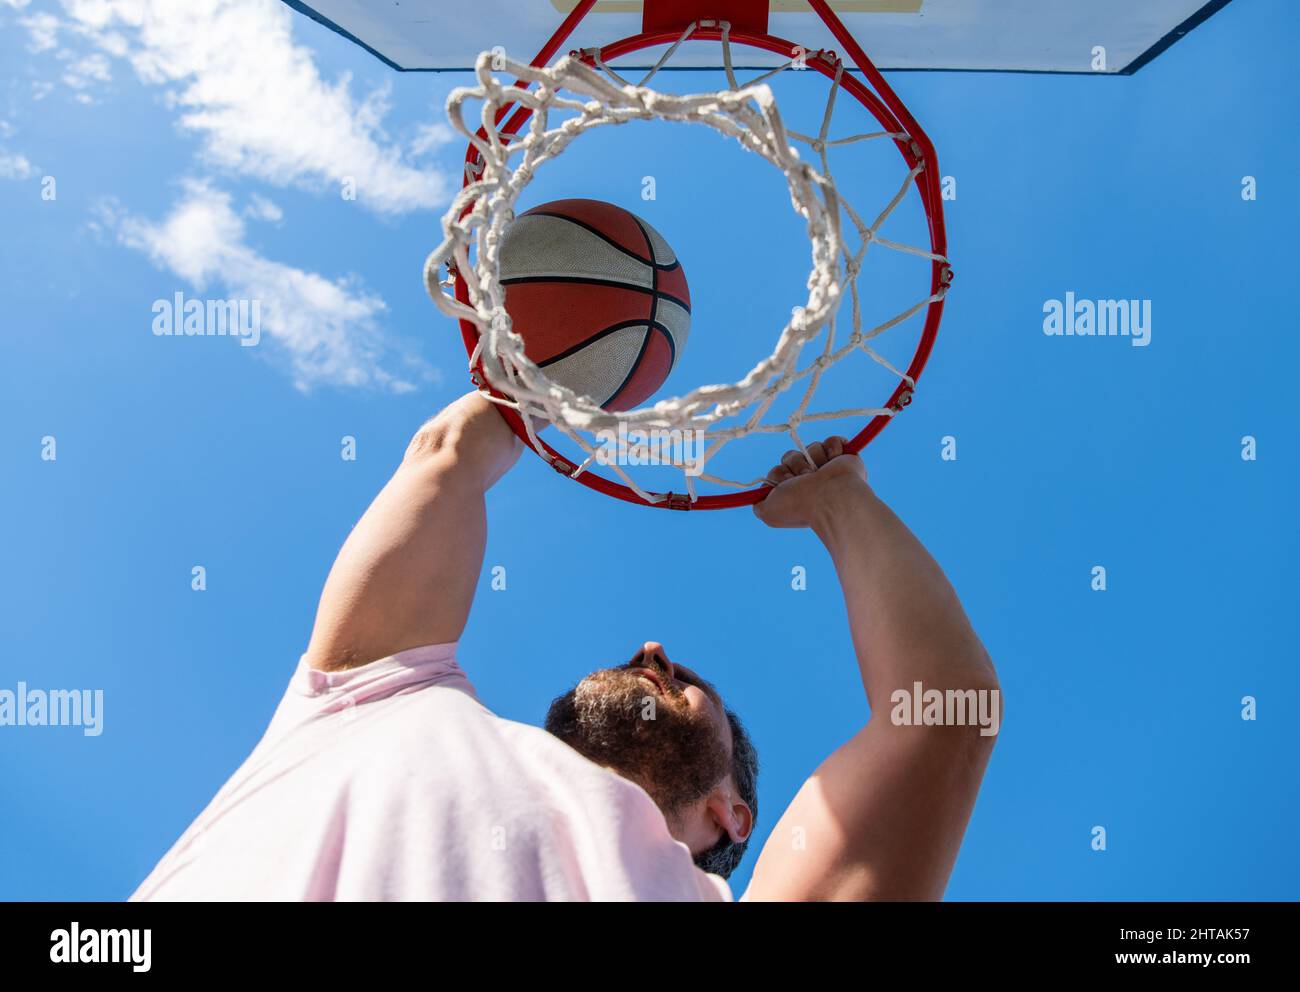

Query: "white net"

xmin=424 ymin=20 xmax=951 ymax=507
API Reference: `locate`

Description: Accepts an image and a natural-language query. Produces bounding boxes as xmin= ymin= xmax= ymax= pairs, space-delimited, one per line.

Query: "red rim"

xmin=454 ymin=16 xmax=948 ymax=510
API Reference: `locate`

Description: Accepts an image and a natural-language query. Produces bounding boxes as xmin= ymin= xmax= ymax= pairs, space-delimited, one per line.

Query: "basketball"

xmin=498 ymin=198 xmax=690 ymax=411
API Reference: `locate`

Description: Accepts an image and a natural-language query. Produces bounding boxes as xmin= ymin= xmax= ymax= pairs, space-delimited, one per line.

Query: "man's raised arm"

xmin=744 ymin=438 xmax=1000 ymax=901
xmin=302 ymin=392 xmax=522 ymax=672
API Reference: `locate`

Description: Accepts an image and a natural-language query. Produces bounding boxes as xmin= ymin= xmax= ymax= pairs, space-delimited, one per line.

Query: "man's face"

xmin=543 ymin=642 xmax=733 ymax=823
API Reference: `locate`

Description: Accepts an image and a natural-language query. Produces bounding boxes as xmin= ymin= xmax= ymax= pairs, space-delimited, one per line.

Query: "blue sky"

xmin=2 ymin=0 xmax=1296 ymax=901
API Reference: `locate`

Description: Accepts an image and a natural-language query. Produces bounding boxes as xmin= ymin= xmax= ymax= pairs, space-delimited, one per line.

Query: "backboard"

xmin=282 ymin=0 xmax=1233 ymax=75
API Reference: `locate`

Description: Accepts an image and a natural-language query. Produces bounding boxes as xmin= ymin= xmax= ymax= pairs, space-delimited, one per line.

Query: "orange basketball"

xmin=498 ymin=198 xmax=690 ymax=411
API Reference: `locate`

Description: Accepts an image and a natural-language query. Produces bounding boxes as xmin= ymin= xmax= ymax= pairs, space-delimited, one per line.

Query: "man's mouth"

xmin=629 ymin=667 xmax=668 ymax=694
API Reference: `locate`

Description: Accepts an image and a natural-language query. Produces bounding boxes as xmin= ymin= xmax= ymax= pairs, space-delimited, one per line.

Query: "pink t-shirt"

xmin=131 ymin=643 xmax=732 ymax=901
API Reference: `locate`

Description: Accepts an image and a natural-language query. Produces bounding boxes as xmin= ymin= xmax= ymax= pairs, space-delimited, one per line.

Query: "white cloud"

xmin=0 ymin=150 xmax=37 ymax=179
xmin=95 ymin=29 xmax=129 ymax=56
xmin=23 ymin=0 xmax=450 ymax=215
xmin=19 ymin=11 xmax=60 ymax=51
xmin=61 ymin=51 xmax=112 ymax=90
xmin=410 ymin=121 xmax=455 ymax=159
xmin=0 ymin=121 xmax=36 ymax=176
xmin=245 ymin=193 xmax=282 ymax=223
xmin=107 ymin=180 xmax=435 ymax=392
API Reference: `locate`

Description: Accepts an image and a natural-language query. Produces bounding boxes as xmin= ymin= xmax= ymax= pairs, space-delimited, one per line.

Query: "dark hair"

xmin=694 ymin=707 xmax=759 ymax=879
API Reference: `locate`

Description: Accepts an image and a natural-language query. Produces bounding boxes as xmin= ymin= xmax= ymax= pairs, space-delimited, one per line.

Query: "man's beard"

xmin=544 ymin=667 xmax=729 ymax=820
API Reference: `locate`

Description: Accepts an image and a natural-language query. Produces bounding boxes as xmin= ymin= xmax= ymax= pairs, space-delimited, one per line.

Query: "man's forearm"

xmin=303 ymin=393 xmax=521 ymax=671
xmin=810 ymin=476 xmax=997 ymax=709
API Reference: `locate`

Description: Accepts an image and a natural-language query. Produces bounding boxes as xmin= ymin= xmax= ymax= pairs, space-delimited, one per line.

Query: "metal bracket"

xmin=663 ymin=493 xmax=693 ymax=510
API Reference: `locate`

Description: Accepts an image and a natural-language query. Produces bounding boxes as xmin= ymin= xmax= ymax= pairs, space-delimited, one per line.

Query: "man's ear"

xmin=706 ymin=789 xmax=753 ymax=845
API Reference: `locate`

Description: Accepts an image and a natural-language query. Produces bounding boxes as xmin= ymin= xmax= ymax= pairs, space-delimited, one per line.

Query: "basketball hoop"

xmin=424 ymin=2 xmax=951 ymax=509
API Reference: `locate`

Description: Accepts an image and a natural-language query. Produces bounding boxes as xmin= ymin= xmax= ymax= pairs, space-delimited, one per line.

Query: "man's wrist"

xmin=809 ymin=472 xmax=876 ymax=542
xmin=406 ymin=392 xmax=522 ymax=488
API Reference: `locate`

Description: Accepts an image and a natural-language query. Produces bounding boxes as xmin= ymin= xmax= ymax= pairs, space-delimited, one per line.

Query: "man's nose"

xmin=636 ymin=642 xmax=675 ymax=680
